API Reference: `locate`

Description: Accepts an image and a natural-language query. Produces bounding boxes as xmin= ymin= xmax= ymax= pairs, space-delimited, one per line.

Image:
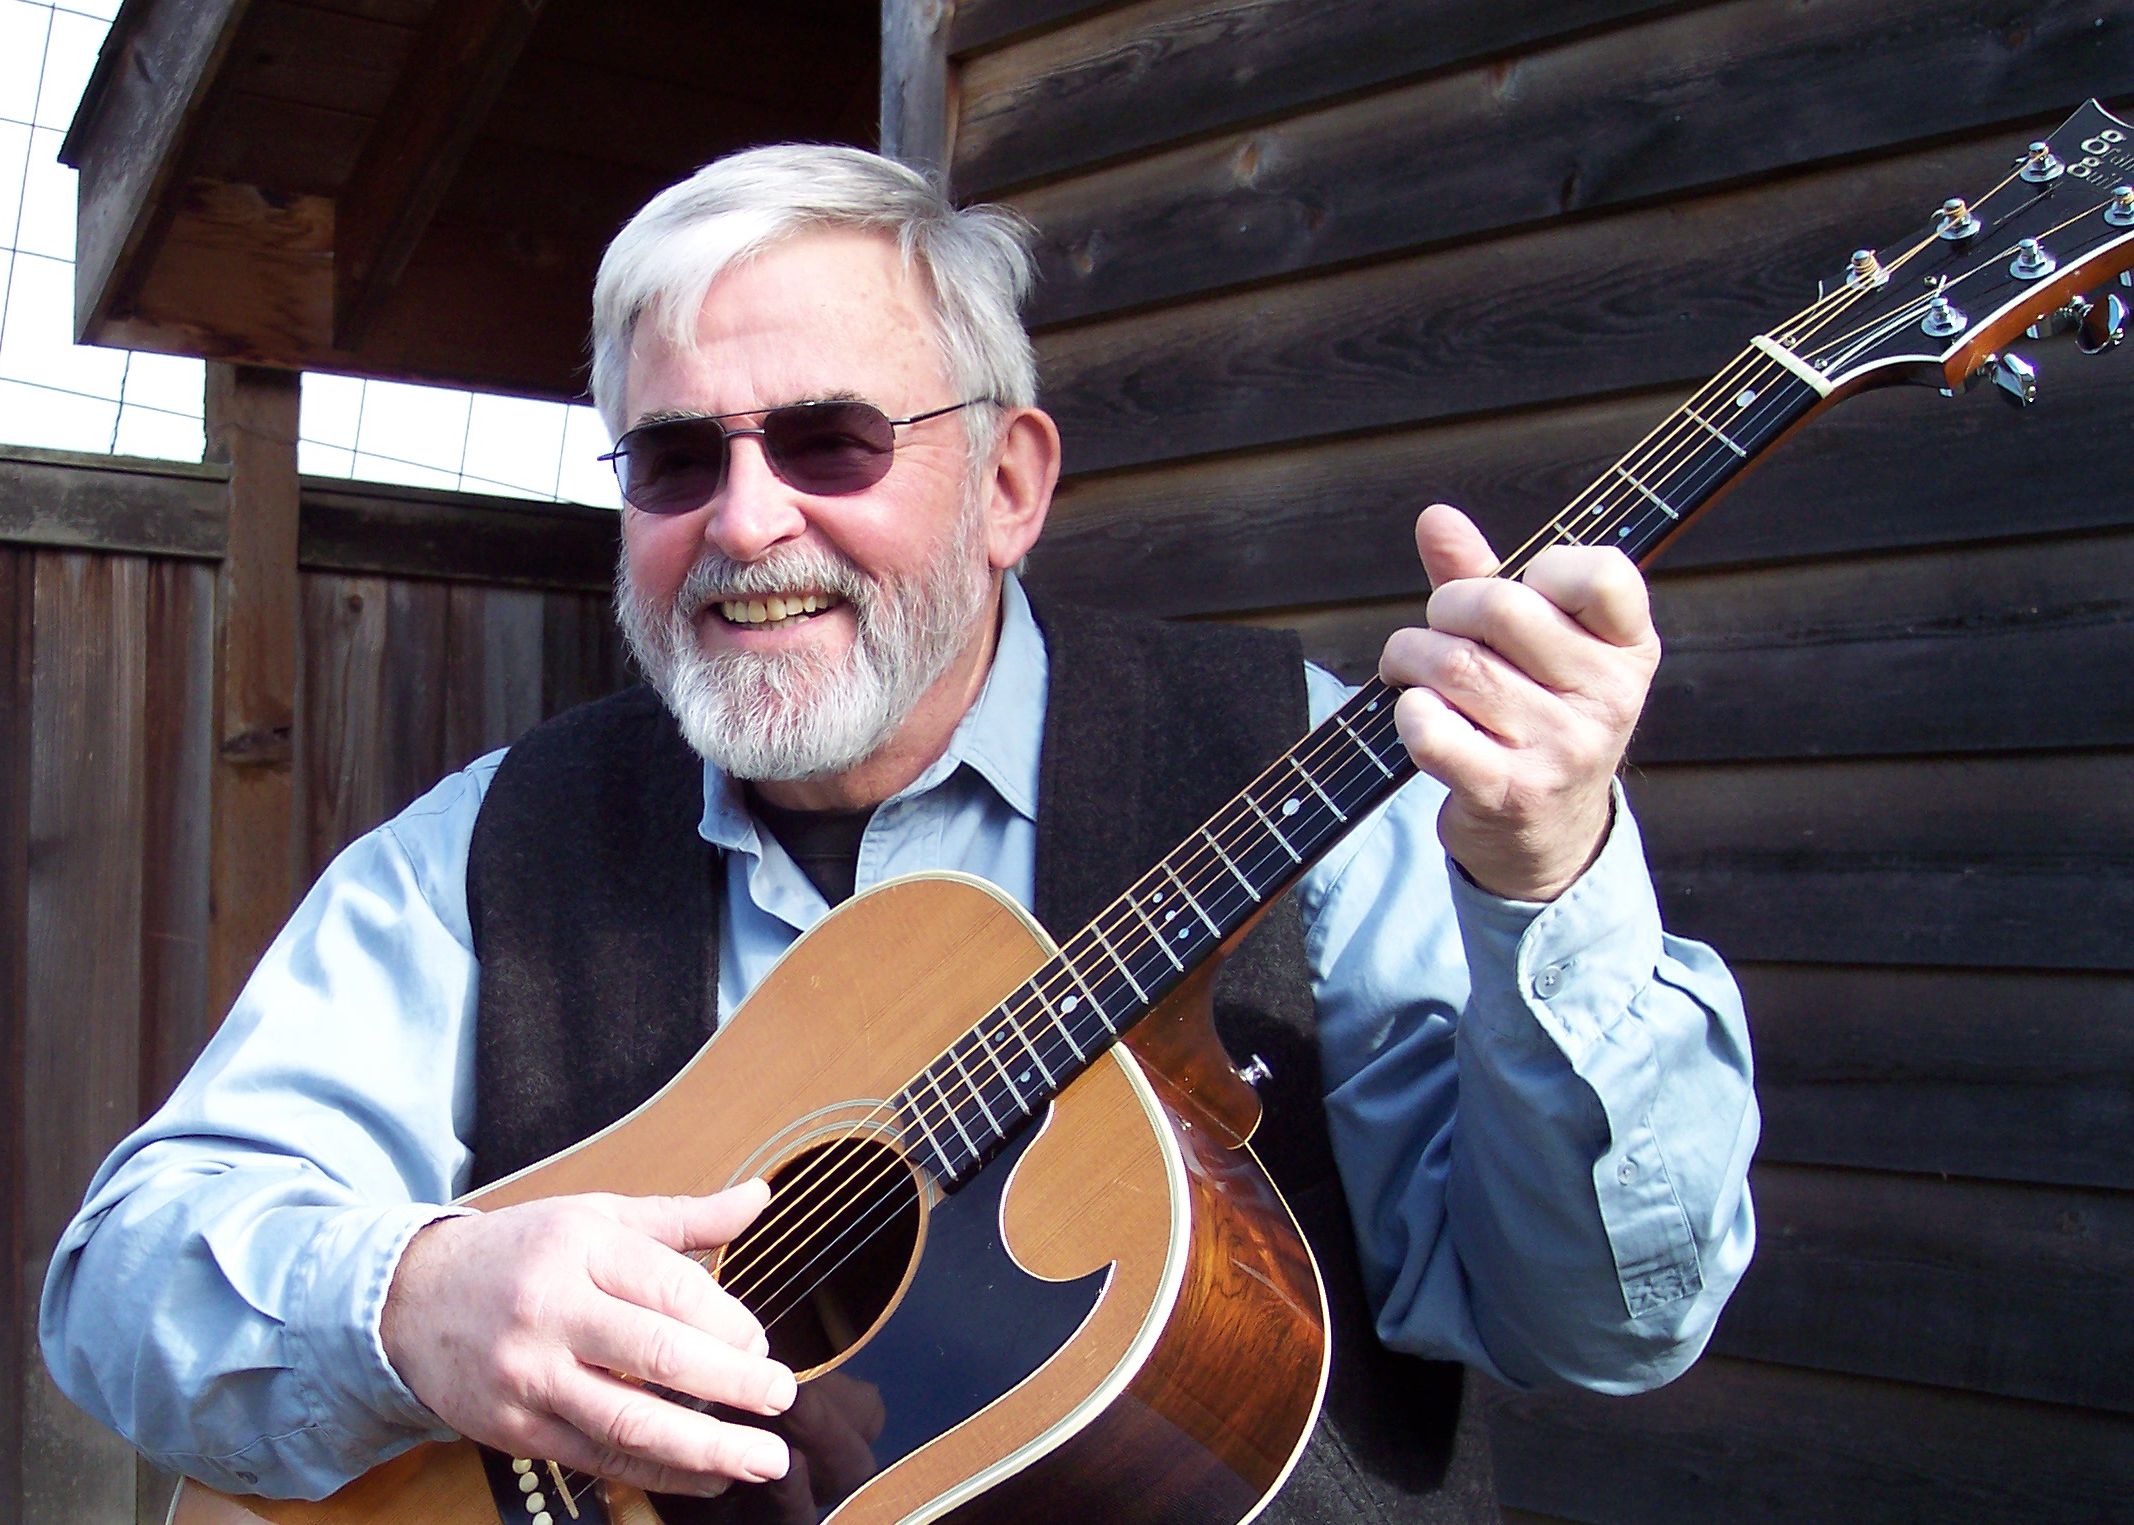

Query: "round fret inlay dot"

xmin=1062 ymin=995 xmax=1080 ymax=1013
xmin=1283 ymin=799 xmax=1300 ymax=815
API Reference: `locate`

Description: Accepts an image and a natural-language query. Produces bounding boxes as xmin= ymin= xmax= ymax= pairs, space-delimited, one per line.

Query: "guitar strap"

xmin=465 ymin=600 xmax=1494 ymax=1522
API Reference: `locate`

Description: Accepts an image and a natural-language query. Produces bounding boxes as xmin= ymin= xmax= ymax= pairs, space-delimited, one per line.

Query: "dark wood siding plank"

xmin=1719 ymin=1164 xmax=2134 ymax=1412
xmin=1488 ymin=1355 xmax=2134 ymax=1522
xmin=22 ymin=554 xmax=147 ymax=1524
xmin=541 ymin=590 xmax=628 ymax=719
xmin=1628 ymin=752 xmax=2134 ymax=970
xmin=956 ymin=0 xmax=1688 ymax=197
xmin=223 ymin=0 xmax=416 ymax=115
xmin=950 ymin=0 xmax=1124 ymax=56
xmin=1743 ymin=964 xmax=2134 ymax=1190
xmin=0 ymin=448 xmax=227 ymax=562
xmin=996 ymin=0 xmax=2134 ymax=323
xmin=1035 ymin=144 xmax=2003 ymax=476
xmin=1030 ymin=357 xmax=2134 ymax=619
xmin=299 ymin=482 xmax=617 ymax=592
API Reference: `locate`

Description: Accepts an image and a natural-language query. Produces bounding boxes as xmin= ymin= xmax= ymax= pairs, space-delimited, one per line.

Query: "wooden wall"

xmin=0 ymin=446 xmax=626 ymax=1525
xmin=941 ymin=0 xmax=2134 ymax=1517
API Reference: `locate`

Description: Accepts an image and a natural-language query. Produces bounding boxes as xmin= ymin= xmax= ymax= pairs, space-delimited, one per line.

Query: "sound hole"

xmin=724 ymin=1134 xmax=923 ymax=1374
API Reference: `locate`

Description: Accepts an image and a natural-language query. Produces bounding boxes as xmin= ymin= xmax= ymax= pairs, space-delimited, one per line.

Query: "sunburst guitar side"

xmin=169 ymin=873 xmax=1331 ymax=1525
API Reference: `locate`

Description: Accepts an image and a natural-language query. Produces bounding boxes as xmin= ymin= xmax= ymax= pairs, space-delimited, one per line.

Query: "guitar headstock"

xmin=1777 ymin=99 xmax=2134 ymax=402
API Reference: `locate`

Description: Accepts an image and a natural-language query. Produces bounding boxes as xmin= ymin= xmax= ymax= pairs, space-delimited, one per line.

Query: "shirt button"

xmin=1533 ymin=965 xmax=1564 ymax=999
xmin=1617 ymin=1159 xmax=1639 ymax=1184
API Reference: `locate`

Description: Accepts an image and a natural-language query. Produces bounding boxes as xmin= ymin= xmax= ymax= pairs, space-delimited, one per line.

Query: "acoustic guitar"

xmin=171 ymin=101 xmax=2134 ymax=1525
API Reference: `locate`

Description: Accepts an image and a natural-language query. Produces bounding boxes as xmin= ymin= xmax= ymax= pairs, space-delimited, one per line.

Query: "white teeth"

xmin=718 ymin=593 xmax=838 ymax=625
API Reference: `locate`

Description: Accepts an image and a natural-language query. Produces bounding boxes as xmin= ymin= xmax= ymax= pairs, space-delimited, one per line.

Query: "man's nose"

xmin=701 ymin=434 xmax=807 ymax=561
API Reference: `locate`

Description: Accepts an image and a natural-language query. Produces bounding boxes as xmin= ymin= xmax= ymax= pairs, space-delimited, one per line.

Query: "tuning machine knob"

xmin=2079 ymin=292 xmax=2128 ymax=354
xmin=1985 ymin=351 xmax=2039 ymax=407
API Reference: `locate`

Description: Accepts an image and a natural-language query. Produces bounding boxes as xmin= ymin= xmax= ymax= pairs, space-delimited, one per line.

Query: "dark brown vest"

xmin=465 ymin=601 xmax=1494 ymax=1522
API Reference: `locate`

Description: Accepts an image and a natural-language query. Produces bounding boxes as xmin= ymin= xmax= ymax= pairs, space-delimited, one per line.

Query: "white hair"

xmin=589 ymin=145 xmax=1038 ymax=465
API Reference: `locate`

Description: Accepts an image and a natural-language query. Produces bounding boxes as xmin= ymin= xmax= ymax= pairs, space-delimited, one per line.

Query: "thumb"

xmin=1414 ymin=503 xmax=1500 ymax=590
xmin=611 ymin=1179 xmax=773 ymax=1252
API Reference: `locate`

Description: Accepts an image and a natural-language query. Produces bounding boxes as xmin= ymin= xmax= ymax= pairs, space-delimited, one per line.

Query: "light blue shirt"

xmin=41 ymin=576 xmax=1757 ymax=1500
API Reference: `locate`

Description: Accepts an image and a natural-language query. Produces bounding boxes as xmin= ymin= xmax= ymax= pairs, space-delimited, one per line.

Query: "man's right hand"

xmin=381 ymin=1182 xmax=795 ymax=1496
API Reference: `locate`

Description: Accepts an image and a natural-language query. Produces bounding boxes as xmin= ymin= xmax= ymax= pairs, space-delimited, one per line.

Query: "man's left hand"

xmin=1378 ymin=503 xmax=1660 ymax=902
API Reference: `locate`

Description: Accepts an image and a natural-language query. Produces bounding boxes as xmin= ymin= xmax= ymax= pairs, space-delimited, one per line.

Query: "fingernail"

xmin=765 ymin=1363 xmax=796 ymax=1412
xmin=746 ymin=1437 xmax=789 ymax=1482
xmin=748 ymin=1329 xmax=769 ymax=1358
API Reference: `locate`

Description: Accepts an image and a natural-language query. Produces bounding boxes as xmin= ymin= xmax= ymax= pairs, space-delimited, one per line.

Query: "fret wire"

xmin=943 ymin=1039 xmax=1004 ymax=1135
xmin=1200 ymin=822 xmax=1261 ymax=901
xmin=1335 ymin=715 xmax=1395 ymax=778
xmin=998 ymin=1000 xmax=1059 ymax=1090
xmin=1088 ymin=919 xmax=1150 ymax=1004
xmin=1028 ymin=976 xmax=1091 ymax=1063
xmin=1682 ymin=404 xmax=1748 ymax=458
xmin=974 ymin=1018 xmax=1034 ymax=1115
xmin=1286 ymin=754 xmax=1348 ymax=821
xmin=1056 ymin=951 xmax=1118 ymax=1041
xmin=1124 ymin=886 xmax=1186 ymax=971
xmin=898 ymin=1081 xmax=956 ymax=1173
xmin=1160 ymin=860 xmax=1223 ymax=937
xmin=925 ymin=1070 xmax=981 ymax=1164
xmin=1242 ymin=789 xmax=1304 ymax=864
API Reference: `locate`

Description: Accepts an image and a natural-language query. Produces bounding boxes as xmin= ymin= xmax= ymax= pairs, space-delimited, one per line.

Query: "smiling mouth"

xmin=714 ymin=592 xmax=845 ymax=627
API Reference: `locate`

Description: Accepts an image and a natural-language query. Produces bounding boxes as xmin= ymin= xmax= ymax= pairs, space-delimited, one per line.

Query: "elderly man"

xmin=43 ymin=147 xmax=1756 ymax=1521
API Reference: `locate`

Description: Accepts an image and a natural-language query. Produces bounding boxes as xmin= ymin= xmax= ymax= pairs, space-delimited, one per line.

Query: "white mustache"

xmin=675 ymin=548 xmax=870 ymax=611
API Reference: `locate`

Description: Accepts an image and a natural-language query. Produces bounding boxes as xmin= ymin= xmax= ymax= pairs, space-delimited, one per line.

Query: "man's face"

xmin=615 ymin=229 xmax=998 ymax=783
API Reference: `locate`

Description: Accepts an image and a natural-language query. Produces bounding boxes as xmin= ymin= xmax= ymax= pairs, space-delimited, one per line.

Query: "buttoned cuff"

xmin=287 ymin=1202 xmax=474 ymax=1444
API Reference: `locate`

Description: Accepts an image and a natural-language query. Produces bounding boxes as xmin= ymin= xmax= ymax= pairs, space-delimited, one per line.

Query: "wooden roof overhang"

xmin=59 ymin=0 xmax=882 ymax=402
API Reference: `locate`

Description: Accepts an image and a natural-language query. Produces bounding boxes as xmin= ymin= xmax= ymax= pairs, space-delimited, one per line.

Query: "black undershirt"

xmin=746 ymin=789 xmax=874 ymax=907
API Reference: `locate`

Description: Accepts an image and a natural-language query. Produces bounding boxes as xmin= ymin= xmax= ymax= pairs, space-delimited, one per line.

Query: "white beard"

xmin=616 ymin=497 xmax=991 ymax=782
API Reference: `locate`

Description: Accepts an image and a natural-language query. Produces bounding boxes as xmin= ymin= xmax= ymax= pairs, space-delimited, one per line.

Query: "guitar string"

xmin=713 ymin=161 xmax=2127 ymax=1313
xmin=549 ymin=151 xmax=2128 ymax=1486
xmin=713 ymin=293 xmax=1896 ymax=1314
xmin=712 ymin=306 xmax=1883 ymax=1312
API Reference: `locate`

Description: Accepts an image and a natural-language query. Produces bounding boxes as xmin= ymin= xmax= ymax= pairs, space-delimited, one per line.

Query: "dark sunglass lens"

xmin=622 ymin=421 xmax=728 ymax=513
xmin=763 ymin=402 xmax=897 ymax=494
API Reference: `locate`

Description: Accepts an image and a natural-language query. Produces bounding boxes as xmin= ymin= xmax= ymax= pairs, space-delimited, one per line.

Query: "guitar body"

xmin=170 ymin=874 xmax=1329 ymax=1525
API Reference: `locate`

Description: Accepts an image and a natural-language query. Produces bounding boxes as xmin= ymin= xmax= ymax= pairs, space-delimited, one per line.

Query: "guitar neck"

xmin=890 ymin=338 xmax=1844 ymax=1184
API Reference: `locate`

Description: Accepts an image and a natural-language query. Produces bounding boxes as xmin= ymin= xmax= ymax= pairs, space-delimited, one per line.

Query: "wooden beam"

xmin=204 ymin=365 xmax=300 ymax=1022
xmin=0 ymin=446 xmax=228 ymax=561
xmin=60 ymin=0 xmax=260 ymax=341
xmin=333 ymin=0 xmax=551 ymax=349
xmin=882 ymin=0 xmax=955 ymax=174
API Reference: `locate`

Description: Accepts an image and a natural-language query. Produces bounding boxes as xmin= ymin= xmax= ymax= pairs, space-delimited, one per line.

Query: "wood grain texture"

xmin=331 ymin=0 xmax=550 ymax=347
xmin=1487 ymin=1355 xmax=2134 ymax=1522
xmin=990 ymin=0 xmax=2133 ymax=323
xmin=1716 ymin=1164 xmax=2134 ymax=1413
xmin=1627 ymin=751 xmax=2134 ymax=970
xmin=882 ymin=0 xmax=955 ymax=175
xmin=297 ymin=574 xmax=390 ymax=879
xmin=949 ymin=0 xmax=1119 ymax=55
xmin=1028 ymin=355 xmax=2134 ymax=622
xmin=0 ymin=549 xmax=31 ymax=1525
xmin=297 ymin=481 xmax=618 ymax=591
xmin=0 ymin=447 xmax=227 ymax=562
xmin=1032 ymin=141 xmax=2013 ymax=476
xmin=22 ymin=553 xmax=149 ymax=1525
xmin=206 ymin=365 xmax=302 ymax=1023
xmin=1742 ymin=964 xmax=2134 ymax=1190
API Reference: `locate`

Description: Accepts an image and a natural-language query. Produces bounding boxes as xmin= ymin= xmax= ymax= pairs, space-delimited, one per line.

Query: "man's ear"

xmin=982 ymin=407 xmax=1061 ymax=571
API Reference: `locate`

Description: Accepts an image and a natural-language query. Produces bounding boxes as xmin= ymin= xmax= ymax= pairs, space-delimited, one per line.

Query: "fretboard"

xmin=893 ymin=343 xmax=1828 ymax=1187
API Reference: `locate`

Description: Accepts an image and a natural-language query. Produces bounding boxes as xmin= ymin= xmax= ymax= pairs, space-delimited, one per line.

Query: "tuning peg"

xmin=1990 ymin=352 xmax=2039 ymax=407
xmin=2078 ymin=293 xmax=2128 ymax=354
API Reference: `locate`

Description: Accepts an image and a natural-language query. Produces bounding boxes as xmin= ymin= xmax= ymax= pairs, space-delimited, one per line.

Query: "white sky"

xmin=0 ymin=0 xmax=621 ymax=507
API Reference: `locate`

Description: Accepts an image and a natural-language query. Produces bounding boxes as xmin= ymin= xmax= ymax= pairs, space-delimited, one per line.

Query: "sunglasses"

xmin=599 ymin=398 xmax=991 ymax=514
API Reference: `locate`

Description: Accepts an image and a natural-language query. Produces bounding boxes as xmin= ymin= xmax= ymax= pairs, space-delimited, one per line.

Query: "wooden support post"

xmin=204 ymin=364 xmax=300 ymax=1021
xmin=881 ymin=0 xmax=955 ymax=176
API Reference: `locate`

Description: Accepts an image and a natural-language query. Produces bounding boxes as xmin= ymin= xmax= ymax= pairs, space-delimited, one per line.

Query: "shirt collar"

xmin=697 ymin=572 xmax=1049 ymax=852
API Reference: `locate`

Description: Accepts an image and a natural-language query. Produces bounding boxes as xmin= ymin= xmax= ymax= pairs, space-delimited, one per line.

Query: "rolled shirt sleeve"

xmin=1299 ymin=664 xmax=1758 ymax=1392
xmin=37 ymin=759 xmax=495 ymax=1498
